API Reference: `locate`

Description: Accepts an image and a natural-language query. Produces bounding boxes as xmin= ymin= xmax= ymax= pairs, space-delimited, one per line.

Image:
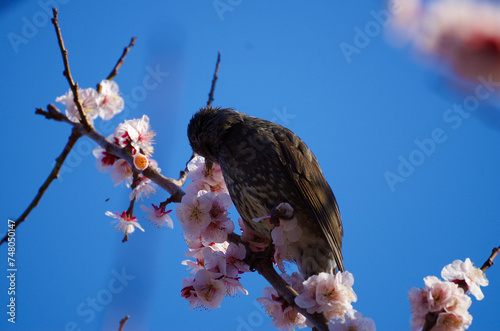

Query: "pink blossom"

xmin=424 ymin=276 xmax=471 ymax=314
xmin=271 ymin=216 xmax=302 ymax=246
xmin=295 ymin=272 xmax=356 ymax=318
xmin=203 ymin=245 xmax=249 ymax=296
xmin=409 ymin=276 xmax=473 ymax=331
xmin=257 ymin=286 xmax=307 ymax=330
xmin=110 ymin=159 xmax=133 ymax=187
xmin=97 ymin=80 xmax=124 ymax=120
xmin=434 ymin=311 xmax=472 ymax=331
xmin=181 ymin=277 xmax=201 ymax=309
xmin=56 ymin=87 xmax=99 ymax=125
xmin=441 ymin=258 xmax=488 ymax=300
xmin=112 ymin=115 xmax=155 ymax=156
xmin=273 ymin=244 xmax=289 ymax=273
xmin=185 ymin=180 xmax=211 ymax=196
xmin=192 ymin=269 xmax=226 ymax=309
xmin=105 ymin=211 xmax=144 ymax=235
xmin=328 ymin=309 xmax=376 ymax=331
xmin=201 ymin=192 xmax=234 ymax=244
xmin=176 ymin=191 xmax=213 ymax=240
xmin=222 ymin=275 xmax=248 ymax=296
xmin=224 ymin=243 xmax=250 ymax=273
xmin=187 ymin=156 xmax=228 ymax=193
xmin=129 ymin=176 xmax=157 ymax=201
xmin=203 ymin=247 xmax=227 ymax=277
xmin=139 ymin=203 xmax=173 ymax=229
xmin=92 ymin=146 xmax=116 ymax=172
xmin=184 ymin=238 xmax=228 ymax=261
xmin=181 ymin=259 xmax=205 ymax=275
xmin=408 ymin=287 xmax=429 ymax=331
xmin=238 ymin=218 xmax=269 ymax=252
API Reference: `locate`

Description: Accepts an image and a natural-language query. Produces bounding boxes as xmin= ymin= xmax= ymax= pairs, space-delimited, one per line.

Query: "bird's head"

xmin=187 ymin=107 xmax=242 ymax=163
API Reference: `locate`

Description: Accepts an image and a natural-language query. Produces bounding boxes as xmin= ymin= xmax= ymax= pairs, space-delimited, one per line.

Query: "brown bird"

xmin=187 ymin=107 xmax=343 ymax=278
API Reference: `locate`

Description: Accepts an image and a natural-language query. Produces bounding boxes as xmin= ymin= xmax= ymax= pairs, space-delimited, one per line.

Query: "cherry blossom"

xmin=425 ymin=276 xmax=472 ymax=314
xmin=180 ymin=277 xmax=201 ymax=309
xmin=56 ymin=87 xmax=99 ymax=125
xmin=129 ymin=176 xmax=157 ymax=201
xmin=112 ymin=115 xmax=155 ymax=155
xmin=187 ymin=156 xmax=228 ymax=193
xmin=201 ymin=192 xmax=234 ymax=244
xmin=238 ymin=218 xmax=269 ymax=252
xmin=92 ymin=146 xmax=116 ymax=172
xmin=441 ymin=258 xmax=488 ymax=300
xmin=184 ymin=238 xmax=228 ymax=261
xmin=257 ymin=286 xmax=307 ymax=331
xmin=105 ymin=210 xmax=144 ymax=235
xmin=191 ymin=269 xmax=226 ymax=309
xmin=409 ymin=275 xmax=473 ymax=331
xmin=409 ymin=287 xmax=429 ymax=330
xmin=139 ymin=203 xmax=173 ymax=229
xmin=181 ymin=258 xmax=205 ymax=275
xmin=201 ymin=245 xmax=249 ymax=296
xmin=295 ymin=272 xmax=357 ymax=319
xmin=328 ymin=309 xmax=376 ymax=331
xmin=97 ymin=79 xmax=124 ymax=120
xmin=110 ymin=159 xmax=133 ymax=187
xmin=176 ymin=190 xmax=213 ymax=240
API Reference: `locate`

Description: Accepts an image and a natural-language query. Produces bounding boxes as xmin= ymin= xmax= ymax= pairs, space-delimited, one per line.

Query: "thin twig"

xmin=481 ymin=246 xmax=500 ymax=272
xmin=0 ymin=128 xmax=82 ymax=245
xmin=118 ymin=315 xmax=130 ymax=331
xmin=207 ymin=51 xmax=221 ymax=107
xmin=51 ymin=8 xmax=91 ymax=131
xmin=106 ymin=37 xmax=137 ymax=81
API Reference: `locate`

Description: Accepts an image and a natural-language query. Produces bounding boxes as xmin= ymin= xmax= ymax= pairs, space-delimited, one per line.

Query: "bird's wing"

xmin=272 ymin=127 xmax=344 ymax=272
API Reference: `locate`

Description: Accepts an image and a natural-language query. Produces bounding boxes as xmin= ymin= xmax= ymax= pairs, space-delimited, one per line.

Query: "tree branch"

xmin=227 ymin=233 xmax=329 ymax=331
xmin=118 ymin=315 xmax=130 ymax=331
xmin=0 ymin=128 xmax=82 ymax=245
xmin=42 ymin=105 xmax=186 ymax=202
xmin=51 ymin=8 xmax=91 ymax=131
xmin=207 ymin=51 xmax=221 ymax=107
xmin=106 ymin=37 xmax=137 ymax=82
xmin=481 ymin=245 xmax=500 ymax=272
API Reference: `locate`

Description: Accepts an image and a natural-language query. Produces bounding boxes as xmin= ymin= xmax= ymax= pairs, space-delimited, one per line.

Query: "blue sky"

xmin=1 ymin=1 xmax=500 ymax=330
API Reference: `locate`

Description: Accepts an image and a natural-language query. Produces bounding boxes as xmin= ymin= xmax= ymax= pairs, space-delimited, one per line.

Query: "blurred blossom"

xmin=389 ymin=0 xmax=500 ymax=83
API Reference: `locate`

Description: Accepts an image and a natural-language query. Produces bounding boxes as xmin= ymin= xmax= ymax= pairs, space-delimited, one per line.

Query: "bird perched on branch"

xmin=187 ymin=106 xmax=343 ymax=278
